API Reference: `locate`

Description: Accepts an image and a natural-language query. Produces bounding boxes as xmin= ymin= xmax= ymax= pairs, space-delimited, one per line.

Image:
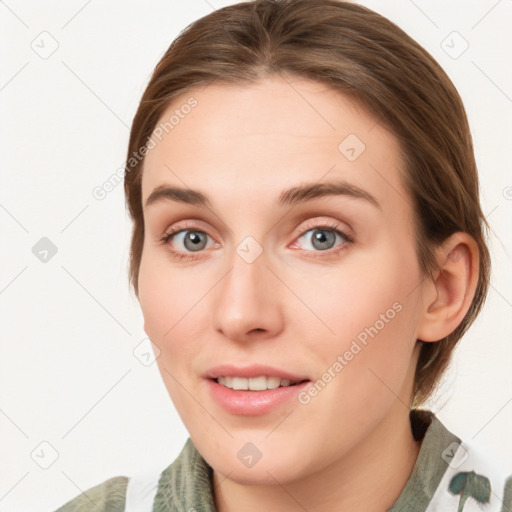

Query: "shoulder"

xmin=53 ymin=438 xmax=216 ymax=511
xmin=424 ymin=415 xmax=512 ymax=511
xmin=390 ymin=410 xmax=512 ymax=511
xmin=54 ymin=475 xmax=128 ymax=512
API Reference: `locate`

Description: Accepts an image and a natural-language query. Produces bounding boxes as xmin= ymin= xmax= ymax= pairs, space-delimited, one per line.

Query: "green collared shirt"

xmin=55 ymin=409 xmax=512 ymax=512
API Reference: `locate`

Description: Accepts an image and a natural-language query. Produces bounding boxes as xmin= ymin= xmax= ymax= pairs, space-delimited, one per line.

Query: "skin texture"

xmin=137 ymin=75 xmax=479 ymax=511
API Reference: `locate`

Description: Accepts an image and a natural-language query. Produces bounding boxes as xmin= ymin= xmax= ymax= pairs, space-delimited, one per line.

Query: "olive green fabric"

xmin=152 ymin=436 xmax=216 ymax=512
xmin=388 ymin=409 xmax=460 ymax=511
xmin=55 ymin=475 xmax=128 ymax=512
xmin=53 ymin=409 xmax=482 ymax=512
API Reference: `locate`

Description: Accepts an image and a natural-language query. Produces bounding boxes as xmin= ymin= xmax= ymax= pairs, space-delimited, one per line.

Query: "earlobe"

xmin=417 ymin=232 xmax=480 ymax=343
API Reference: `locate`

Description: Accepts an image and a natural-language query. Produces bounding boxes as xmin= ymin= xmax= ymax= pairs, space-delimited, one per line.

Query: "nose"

xmin=212 ymin=246 xmax=283 ymax=343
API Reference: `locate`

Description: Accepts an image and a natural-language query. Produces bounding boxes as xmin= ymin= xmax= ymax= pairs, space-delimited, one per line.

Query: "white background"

xmin=1 ymin=1 xmax=511 ymax=510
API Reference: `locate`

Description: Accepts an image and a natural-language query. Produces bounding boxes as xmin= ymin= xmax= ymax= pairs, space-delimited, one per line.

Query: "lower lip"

xmin=206 ymin=379 xmax=310 ymax=416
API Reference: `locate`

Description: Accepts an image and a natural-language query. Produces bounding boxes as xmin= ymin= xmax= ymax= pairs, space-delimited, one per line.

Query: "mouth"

xmin=204 ymin=364 xmax=311 ymax=415
xmin=213 ymin=376 xmax=309 ymax=391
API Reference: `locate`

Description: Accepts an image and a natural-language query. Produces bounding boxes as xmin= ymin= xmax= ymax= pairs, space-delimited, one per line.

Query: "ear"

xmin=417 ymin=232 xmax=480 ymax=343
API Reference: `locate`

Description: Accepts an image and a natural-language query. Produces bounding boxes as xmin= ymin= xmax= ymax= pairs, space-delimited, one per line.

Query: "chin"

xmin=203 ymin=444 xmax=309 ymax=486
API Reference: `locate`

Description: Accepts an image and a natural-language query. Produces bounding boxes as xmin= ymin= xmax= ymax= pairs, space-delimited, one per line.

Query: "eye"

xmin=159 ymin=220 xmax=354 ymax=261
xmin=159 ymin=226 xmax=215 ymax=260
xmin=292 ymin=221 xmax=353 ymax=257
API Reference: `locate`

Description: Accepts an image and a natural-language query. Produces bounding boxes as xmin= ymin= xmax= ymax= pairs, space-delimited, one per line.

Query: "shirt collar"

xmin=388 ymin=409 xmax=461 ymax=511
xmin=153 ymin=409 xmax=460 ymax=512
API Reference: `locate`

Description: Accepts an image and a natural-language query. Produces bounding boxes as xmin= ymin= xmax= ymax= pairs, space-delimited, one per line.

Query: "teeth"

xmin=216 ymin=376 xmax=300 ymax=390
xmin=232 ymin=377 xmax=248 ymax=390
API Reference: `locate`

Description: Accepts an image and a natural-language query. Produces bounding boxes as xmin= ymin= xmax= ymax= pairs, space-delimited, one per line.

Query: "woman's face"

xmin=138 ymin=75 xmax=426 ymax=484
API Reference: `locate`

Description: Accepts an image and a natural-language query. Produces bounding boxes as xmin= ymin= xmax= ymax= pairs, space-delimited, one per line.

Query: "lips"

xmin=203 ymin=364 xmax=311 ymax=415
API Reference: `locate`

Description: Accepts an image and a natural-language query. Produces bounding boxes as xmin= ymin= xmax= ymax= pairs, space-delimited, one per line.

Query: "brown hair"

xmin=124 ymin=0 xmax=491 ymax=407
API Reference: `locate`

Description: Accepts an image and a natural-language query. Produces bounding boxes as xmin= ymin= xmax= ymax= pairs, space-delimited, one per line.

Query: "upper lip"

xmin=205 ymin=364 xmax=310 ymax=382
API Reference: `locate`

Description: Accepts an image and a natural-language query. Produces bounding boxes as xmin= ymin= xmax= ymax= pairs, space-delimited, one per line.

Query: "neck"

xmin=213 ymin=405 xmax=422 ymax=512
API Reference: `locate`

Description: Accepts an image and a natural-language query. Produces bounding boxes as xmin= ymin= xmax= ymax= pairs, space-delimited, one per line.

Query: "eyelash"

xmin=158 ymin=221 xmax=354 ymax=262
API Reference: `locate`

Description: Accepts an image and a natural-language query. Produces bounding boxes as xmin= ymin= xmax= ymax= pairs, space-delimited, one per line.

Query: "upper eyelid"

xmin=166 ymin=218 xmax=346 ymax=234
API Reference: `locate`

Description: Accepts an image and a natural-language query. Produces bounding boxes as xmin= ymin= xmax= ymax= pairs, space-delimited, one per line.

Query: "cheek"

xmin=296 ymin=242 xmax=419 ymax=342
xmin=297 ymin=240 xmax=421 ymax=391
xmin=138 ymin=249 xmax=178 ymax=350
xmin=138 ymin=251 xmax=208 ymax=368
xmin=139 ymin=244 xmax=183 ymax=330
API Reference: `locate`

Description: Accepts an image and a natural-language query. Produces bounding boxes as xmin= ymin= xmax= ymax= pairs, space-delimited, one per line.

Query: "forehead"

xmin=141 ymin=75 xmax=408 ymax=215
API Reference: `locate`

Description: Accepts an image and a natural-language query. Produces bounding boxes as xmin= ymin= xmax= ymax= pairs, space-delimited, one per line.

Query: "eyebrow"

xmin=144 ymin=180 xmax=381 ymax=210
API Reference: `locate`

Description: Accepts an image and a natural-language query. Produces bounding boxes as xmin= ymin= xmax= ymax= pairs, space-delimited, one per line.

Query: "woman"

xmin=55 ymin=0 xmax=511 ymax=510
